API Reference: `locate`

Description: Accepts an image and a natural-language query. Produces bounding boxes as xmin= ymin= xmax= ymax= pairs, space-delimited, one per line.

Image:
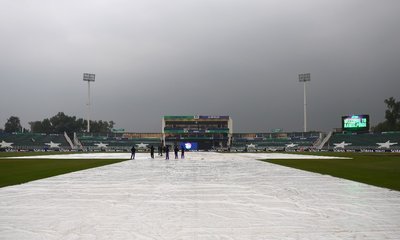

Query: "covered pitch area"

xmin=1 ymin=152 xmax=399 ymax=239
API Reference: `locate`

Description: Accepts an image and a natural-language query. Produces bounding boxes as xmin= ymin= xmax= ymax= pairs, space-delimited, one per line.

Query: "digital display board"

xmin=342 ymin=115 xmax=369 ymax=132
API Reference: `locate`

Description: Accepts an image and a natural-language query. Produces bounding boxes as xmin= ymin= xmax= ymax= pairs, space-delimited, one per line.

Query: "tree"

xmin=42 ymin=119 xmax=52 ymax=133
xmin=384 ymin=97 xmax=400 ymax=130
xmin=29 ymin=119 xmax=52 ymax=134
xmin=50 ymin=112 xmax=77 ymax=134
xmin=4 ymin=116 xmax=22 ymax=133
xmin=373 ymin=97 xmax=400 ymax=132
xmin=29 ymin=112 xmax=114 ymax=134
xmin=90 ymin=120 xmax=115 ymax=133
xmin=29 ymin=121 xmax=43 ymax=133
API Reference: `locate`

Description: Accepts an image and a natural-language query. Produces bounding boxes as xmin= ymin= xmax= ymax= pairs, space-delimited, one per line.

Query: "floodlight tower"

xmin=83 ymin=73 xmax=95 ymax=132
xmin=298 ymin=73 xmax=310 ymax=132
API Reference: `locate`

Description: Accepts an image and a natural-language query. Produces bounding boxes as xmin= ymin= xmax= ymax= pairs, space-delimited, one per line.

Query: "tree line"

xmin=372 ymin=97 xmax=400 ymax=132
xmin=1 ymin=97 xmax=400 ymax=134
xmin=1 ymin=112 xmax=114 ymax=135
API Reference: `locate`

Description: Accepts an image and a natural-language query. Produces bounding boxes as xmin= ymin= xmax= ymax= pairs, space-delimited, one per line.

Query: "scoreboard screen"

xmin=342 ymin=115 xmax=369 ymax=132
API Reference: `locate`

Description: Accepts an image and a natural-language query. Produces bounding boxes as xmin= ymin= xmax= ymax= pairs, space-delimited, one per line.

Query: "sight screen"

xmin=180 ymin=142 xmax=198 ymax=151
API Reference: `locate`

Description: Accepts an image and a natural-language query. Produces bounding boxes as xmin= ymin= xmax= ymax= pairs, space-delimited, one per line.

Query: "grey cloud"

xmin=1 ymin=0 xmax=399 ymax=132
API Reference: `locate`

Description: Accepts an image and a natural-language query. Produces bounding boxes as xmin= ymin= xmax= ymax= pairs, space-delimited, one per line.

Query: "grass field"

xmin=0 ymin=152 xmax=127 ymax=188
xmin=263 ymin=152 xmax=400 ymax=191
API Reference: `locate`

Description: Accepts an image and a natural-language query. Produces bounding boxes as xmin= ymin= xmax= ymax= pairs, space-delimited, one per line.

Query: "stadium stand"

xmin=0 ymin=132 xmax=71 ymax=150
xmin=75 ymin=131 xmax=321 ymax=152
xmin=323 ymin=132 xmax=400 ymax=150
xmin=76 ymin=133 xmax=162 ymax=151
xmin=4 ymin=130 xmax=397 ymax=152
xmin=231 ymin=132 xmax=321 ymax=151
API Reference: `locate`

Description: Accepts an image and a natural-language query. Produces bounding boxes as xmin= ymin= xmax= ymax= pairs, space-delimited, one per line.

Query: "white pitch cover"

xmin=1 ymin=152 xmax=399 ymax=239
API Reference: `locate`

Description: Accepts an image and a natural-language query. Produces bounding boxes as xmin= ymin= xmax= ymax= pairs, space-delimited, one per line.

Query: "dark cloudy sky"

xmin=1 ymin=0 xmax=399 ymax=132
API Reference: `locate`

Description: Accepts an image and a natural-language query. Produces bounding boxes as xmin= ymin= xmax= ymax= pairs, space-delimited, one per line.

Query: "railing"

xmin=64 ymin=132 xmax=74 ymax=149
xmin=317 ymin=131 xmax=332 ymax=149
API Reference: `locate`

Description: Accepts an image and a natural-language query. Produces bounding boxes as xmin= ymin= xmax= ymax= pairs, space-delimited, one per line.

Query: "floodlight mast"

xmin=298 ymin=73 xmax=310 ymax=132
xmin=83 ymin=73 xmax=95 ymax=133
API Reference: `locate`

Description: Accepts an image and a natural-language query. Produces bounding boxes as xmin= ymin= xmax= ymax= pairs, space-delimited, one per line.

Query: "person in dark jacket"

xmin=181 ymin=146 xmax=185 ymax=159
xmin=150 ymin=145 xmax=154 ymax=159
xmin=131 ymin=145 xmax=136 ymax=159
xmin=174 ymin=145 xmax=179 ymax=159
xmin=165 ymin=145 xmax=169 ymax=160
xmin=158 ymin=145 xmax=163 ymax=156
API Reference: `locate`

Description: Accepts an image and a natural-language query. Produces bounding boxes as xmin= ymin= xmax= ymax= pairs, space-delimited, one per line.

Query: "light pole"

xmin=299 ymin=73 xmax=310 ymax=132
xmin=83 ymin=73 xmax=95 ymax=132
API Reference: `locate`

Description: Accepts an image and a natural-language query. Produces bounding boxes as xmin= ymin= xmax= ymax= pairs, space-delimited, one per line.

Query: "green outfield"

xmin=0 ymin=152 xmax=127 ymax=188
xmin=263 ymin=152 xmax=400 ymax=191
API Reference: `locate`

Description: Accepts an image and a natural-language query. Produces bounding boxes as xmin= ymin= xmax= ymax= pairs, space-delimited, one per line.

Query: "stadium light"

xmin=299 ymin=73 xmax=310 ymax=132
xmin=83 ymin=73 xmax=95 ymax=132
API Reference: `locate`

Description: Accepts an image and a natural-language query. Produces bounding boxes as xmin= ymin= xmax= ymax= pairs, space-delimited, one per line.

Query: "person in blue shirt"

xmin=165 ymin=145 xmax=170 ymax=160
xmin=181 ymin=146 xmax=185 ymax=159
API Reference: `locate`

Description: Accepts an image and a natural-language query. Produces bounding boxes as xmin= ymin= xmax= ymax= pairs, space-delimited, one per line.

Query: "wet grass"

xmin=0 ymin=151 xmax=78 ymax=158
xmin=262 ymin=152 xmax=400 ymax=191
xmin=0 ymin=152 xmax=127 ymax=188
